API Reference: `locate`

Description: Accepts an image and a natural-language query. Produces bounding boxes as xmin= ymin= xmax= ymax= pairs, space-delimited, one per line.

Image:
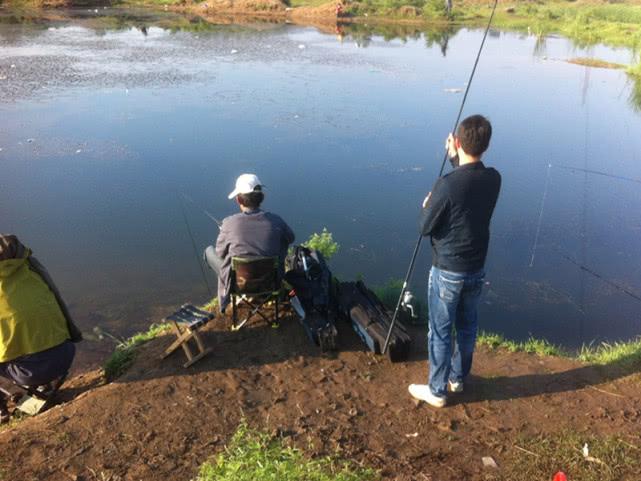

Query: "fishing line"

xmin=529 ymin=163 xmax=552 ymax=267
xmin=554 ymin=164 xmax=641 ymax=186
xmin=178 ymin=194 xmax=213 ymax=296
xmin=181 ymin=193 xmax=223 ymax=229
xmin=382 ymin=0 xmax=499 ymax=354
xmin=557 ymin=249 xmax=641 ymax=303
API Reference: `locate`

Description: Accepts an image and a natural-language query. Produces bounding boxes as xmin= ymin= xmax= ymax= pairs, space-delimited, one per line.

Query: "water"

xmin=1 ymin=9 xmax=640 ymax=356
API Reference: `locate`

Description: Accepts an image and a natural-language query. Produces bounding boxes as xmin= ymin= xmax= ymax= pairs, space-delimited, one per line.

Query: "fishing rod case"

xmin=284 ymin=246 xmax=338 ymax=352
xmin=337 ymin=281 xmax=411 ymax=362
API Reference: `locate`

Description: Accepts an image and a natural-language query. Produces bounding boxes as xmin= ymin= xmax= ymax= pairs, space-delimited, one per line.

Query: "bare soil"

xmin=1 ymin=314 xmax=640 ymax=481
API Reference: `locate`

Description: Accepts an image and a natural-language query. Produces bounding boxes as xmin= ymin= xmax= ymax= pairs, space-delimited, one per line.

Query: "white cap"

xmin=227 ymin=173 xmax=264 ymax=199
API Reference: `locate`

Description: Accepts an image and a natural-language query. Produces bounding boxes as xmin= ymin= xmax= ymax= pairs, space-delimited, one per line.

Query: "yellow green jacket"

xmin=0 ymin=238 xmax=70 ymax=363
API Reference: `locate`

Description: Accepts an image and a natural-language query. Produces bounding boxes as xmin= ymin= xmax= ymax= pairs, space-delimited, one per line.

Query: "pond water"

xmin=1 ymin=9 xmax=640 ymax=359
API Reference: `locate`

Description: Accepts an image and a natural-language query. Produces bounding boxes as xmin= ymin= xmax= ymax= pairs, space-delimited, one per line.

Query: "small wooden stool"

xmin=161 ymin=304 xmax=214 ymax=368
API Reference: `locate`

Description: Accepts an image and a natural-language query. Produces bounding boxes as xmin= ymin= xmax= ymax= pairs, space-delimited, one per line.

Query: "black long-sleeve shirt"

xmin=419 ymin=161 xmax=501 ymax=273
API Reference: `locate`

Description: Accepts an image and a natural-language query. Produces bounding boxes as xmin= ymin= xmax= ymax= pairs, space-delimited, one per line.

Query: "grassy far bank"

xmin=142 ymin=0 xmax=641 ymax=52
xmin=4 ymin=0 xmax=641 ymax=53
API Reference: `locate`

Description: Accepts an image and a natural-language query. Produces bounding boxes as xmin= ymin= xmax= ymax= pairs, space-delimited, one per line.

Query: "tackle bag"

xmin=337 ymin=281 xmax=411 ymax=362
xmin=284 ymin=246 xmax=338 ymax=352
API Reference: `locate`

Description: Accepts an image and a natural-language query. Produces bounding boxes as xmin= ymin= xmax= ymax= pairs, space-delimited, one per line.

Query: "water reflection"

xmin=1 ymin=8 xmax=640 ymax=355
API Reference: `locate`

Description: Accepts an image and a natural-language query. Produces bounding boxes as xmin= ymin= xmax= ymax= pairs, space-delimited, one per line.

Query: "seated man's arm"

xmin=283 ymin=220 xmax=295 ymax=246
xmin=215 ymin=220 xmax=231 ymax=259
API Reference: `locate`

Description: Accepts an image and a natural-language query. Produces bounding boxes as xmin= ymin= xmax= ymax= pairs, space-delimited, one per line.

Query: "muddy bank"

xmin=1 ymin=314 xmax=640 ymax=480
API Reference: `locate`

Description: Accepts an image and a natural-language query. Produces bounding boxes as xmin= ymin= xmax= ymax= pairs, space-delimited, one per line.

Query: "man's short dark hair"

xmin=237 ymin=189 xmax=264 ymax=209
xmin=456 ymin=115 xmax=492 ymax=157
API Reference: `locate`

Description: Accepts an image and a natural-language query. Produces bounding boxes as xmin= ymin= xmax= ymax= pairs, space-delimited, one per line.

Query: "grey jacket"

xmin=215 ymin=210 xmax=295 ymax=311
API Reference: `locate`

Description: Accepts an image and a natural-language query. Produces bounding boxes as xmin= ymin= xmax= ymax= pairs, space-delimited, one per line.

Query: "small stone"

xmin=482 ymin=456 xmax=498 ymax=468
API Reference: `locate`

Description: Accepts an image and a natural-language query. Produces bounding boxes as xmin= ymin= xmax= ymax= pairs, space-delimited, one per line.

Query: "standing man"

xmin=409 ymin=115 xmax=501 ymax=408
xmin=204 ymin=174 xmax=295 ymax=314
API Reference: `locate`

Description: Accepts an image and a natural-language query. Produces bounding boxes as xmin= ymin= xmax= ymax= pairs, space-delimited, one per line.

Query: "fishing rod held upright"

xmin=382 ymin=0 xmax=499 ymax=355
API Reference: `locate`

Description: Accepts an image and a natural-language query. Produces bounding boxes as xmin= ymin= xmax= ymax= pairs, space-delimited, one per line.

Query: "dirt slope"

xmin=1 ymin=316 xmax=640 ymax=481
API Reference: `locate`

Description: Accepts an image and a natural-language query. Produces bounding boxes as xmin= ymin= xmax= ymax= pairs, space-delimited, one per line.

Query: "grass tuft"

xmin=196 ymin=422 xmax=378 ymax=481
xmin=103 ymin=323 xmax=171 ymax=380
xmin=303 ymin=228 xmax=340 ymax=261
xmin=577 ymin=337 xmax=641 ymax=367
xmin=477 ymin=331 xmax=564 ymax=357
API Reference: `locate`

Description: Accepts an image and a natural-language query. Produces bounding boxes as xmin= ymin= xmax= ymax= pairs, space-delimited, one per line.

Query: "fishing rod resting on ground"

xmin=382 ymin=0 xmax=500 ymax=355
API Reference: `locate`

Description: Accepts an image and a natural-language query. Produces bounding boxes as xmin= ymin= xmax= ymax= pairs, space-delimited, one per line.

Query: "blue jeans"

xmin=427 ymin=266 xmax=485 ymax=397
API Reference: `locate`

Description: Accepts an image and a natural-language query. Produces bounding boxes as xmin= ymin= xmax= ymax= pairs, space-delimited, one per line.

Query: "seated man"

xmin=204 ymin=174 xmax=295 ymax=313
xmin=0 ymin=234 xmax=82 ymax=422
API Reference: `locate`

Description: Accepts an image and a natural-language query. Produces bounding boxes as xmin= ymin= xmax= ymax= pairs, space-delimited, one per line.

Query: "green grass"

xmin=477 ymin=330 xmax=641 ymax=369
xmin=303 ymin=228 xmax=340 ymax=261
xmin=502 ymin=430 xmax=640 ymax=481
xmin=196 ymin=422 xmax=378 ymax=481
xmin=103 ymin=323 xmax=171 ymax=380
xmin=477 ymin=331 xmax=564 ymax=357
xmin=577 ymin=337 xmax=641 ymax=366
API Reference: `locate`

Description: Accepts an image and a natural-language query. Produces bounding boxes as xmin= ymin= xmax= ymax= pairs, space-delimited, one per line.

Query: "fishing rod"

xmin=382 ymin=0 xmax=499 ymax=354
xmin=178 ymin=193 xmax=213 ymax=296
xmin=181 ymin=193 xmax=223 ymax=229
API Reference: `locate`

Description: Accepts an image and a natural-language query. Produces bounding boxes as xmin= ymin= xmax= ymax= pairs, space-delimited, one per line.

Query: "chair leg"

xmin=183 ymin=330 xmax=213 ymax=368
xmin=232 ymin=295 xmax=237 ymax=330
xmin=274 ymin=295 xmax=279 ymax=327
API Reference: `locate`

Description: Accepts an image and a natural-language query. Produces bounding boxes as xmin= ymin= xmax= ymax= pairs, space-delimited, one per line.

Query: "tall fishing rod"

xmin=382 ymin=0 xmax=499 ymax=354
xmin=178 ymin=193 xmax=213 ymax=296
xmin=181 ymin=193 xmax=223 ymax=229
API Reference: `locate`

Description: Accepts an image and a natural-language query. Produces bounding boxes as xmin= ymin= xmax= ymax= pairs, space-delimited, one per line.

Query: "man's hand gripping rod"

xmin=381 ymin=0 xmax=498 ymax=355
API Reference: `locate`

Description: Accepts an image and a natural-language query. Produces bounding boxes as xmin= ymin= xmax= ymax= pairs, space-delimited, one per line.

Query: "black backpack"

xmin=285 ymin=246 xmax=338 ymax=351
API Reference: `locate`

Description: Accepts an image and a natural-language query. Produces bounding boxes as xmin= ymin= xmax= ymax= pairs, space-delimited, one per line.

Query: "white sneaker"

xmin=408 ymin=384 xmax=446 ymax=408
xmin=448 ymin=380 xmax=464 ymax=393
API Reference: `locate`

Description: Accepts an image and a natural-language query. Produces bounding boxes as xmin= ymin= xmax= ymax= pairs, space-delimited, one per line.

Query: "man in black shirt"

xmin=409 ymin=115 xmax=501 ymax=408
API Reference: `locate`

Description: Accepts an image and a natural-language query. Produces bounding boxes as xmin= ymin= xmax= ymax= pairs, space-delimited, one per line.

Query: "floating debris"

xmin=298 ymin=44 xmax=306 ymax=49
xmin=75 ymin=149 xmax=82 ymax=154
xmin=26 ymin=138 xmax=34 ymax=143
xmin=443 ymin=88 xmax=462 ymax=94
xmin=231 ymin=49 xmax=238 ymax=54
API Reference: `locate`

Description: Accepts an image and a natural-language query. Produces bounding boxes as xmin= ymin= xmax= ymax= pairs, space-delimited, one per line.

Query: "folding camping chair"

xmin=230 ymin=256 xmax=282 ymax=330
xmin=161 ymin=304 xmax=214 ymax=368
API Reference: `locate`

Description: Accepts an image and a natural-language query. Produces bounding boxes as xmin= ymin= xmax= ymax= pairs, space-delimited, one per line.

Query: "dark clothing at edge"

xmin=419 ymin=161 xmax=501 ymax=273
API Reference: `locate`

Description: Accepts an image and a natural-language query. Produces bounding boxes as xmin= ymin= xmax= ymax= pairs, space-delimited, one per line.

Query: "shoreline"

xmin=3 ymin=0 xmax=641 ymax=52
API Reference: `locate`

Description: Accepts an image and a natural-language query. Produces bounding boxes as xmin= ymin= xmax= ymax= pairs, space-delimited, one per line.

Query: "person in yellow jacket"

xmin=0 ymin=234 xmax=82 ymax=422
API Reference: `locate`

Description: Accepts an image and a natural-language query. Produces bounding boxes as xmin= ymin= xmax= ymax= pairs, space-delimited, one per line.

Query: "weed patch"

xmin=103 ymin=323 xmax=171 ymax=380
xmin=303 ymin=228 xmax=340 ymax=260
xmin=577 ymin=337 xmax=641 ymax=367
xmin=477 ymin=331 xmax=564 ymax=357
xmin=196 ymin=422 xmax=378 ymax=481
